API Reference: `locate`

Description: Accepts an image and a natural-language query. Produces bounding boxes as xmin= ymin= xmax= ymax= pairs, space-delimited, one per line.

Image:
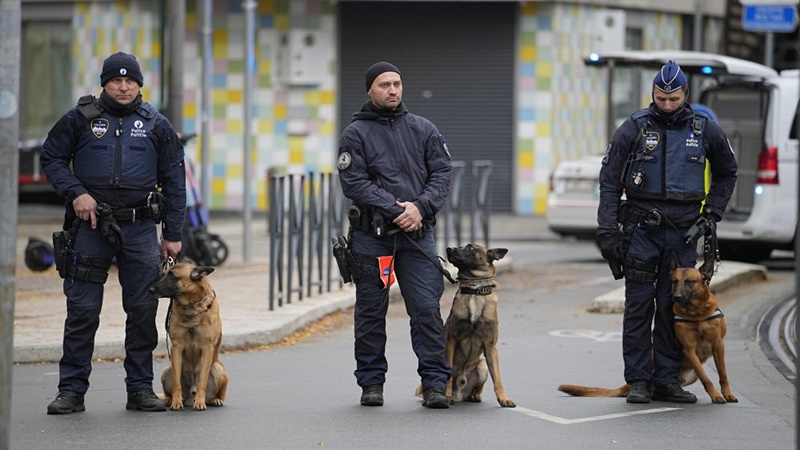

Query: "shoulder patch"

xmin=337 ymin=152 xmax=352 ymax=170
xmin=91 ymin=118 xmax=109 ymax=138
xmin=439 ymin=134 xmax=451 ymax=159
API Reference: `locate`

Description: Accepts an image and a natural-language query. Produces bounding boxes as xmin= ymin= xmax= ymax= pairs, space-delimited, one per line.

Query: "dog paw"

xmin=209 ymin=398 xmax=224 ymax=407
xmin=499 ymin=399 xmax=516 ymax=408
xmin=711 ymin=395 xmax=727 ymax=404
xmin=170 ymin=402 xmax=184 ymax=411
xmin=724 ymin=394 xmax=738 ymax=403
xmin=192 ymin=401 xmax=208 ymax=411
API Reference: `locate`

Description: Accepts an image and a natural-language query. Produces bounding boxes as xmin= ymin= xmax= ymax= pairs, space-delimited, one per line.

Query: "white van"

xmin=547 ymin=51 xmax=797 ymax=263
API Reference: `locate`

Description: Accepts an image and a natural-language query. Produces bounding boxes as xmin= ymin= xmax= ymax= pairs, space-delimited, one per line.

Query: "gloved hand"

xmin=598 ymin=233 xmax=621 ymax=261
xmin=97 ymin=204 xmax=124 ymax=245
xmin=684 ymin=211 xmax=717 ymax=245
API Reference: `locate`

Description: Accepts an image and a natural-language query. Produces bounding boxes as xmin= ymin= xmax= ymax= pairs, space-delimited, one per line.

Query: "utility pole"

xmin=165 ymin=0 xmax=185 ymax=131
xmin=0 ymin=1 xmax=21 ymax=448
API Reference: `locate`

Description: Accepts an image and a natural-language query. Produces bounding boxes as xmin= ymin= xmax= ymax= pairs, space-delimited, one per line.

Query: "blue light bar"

xmin=588 ymin=53 xmax=600 ymax=62
xmin=701 ymin=66 xmax=713 ymax=75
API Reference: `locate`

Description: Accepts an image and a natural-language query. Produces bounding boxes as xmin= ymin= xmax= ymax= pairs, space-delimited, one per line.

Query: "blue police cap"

xmin=653 ymin=60 xmax=687 ymax=93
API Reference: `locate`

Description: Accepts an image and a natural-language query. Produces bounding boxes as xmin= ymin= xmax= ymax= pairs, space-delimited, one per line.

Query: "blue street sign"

xmin=742 ymin=5 xmax=799 ymax=32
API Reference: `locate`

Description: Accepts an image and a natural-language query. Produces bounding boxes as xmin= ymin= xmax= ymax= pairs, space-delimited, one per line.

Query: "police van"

xmin=548 ymin=51 xmax=797 ymax=263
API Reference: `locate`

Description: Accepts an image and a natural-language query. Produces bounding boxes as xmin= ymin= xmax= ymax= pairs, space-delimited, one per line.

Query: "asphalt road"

xmin=9 ymin=238 xmax=795 ymax=449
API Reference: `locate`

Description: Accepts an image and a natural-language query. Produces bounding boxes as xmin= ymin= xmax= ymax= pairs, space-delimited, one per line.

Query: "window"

xmin=20 ymin=20 xmax=72 ymax=141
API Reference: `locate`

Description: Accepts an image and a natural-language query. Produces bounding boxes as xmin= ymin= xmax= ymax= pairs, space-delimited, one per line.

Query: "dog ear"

xmin=488 ymin=248 xmax=508 ymax=262
xmin=670 ymin=253 xmax=679 ymax=273
xmin=190 ymin=266 xmax=215 ymax=281
xmin=699 ymin=255 xmax=715 ymax=283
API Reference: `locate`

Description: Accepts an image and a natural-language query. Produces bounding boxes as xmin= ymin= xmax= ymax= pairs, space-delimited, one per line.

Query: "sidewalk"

xmin=12 ymin=206 xmax=767 ymax=363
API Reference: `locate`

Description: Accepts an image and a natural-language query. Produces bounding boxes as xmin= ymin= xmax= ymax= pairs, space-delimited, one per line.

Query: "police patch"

xmin=337 ymin=152 xmax=352 ymax=170
xmin=91 ymin=118 xmax=109 ymax=138
xmin=644 ymin=132 xmax=660 ymax=151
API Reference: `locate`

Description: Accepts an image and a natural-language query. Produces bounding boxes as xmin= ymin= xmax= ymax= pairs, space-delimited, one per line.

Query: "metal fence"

xmin=267 ymin=161 xmax=492 ymax=310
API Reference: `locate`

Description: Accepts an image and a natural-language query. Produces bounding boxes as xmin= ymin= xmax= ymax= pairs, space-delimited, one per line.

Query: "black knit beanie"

xmin=100 ymin=52 xmax=144 ymax=87
xmin=365 ymin=61 xmax=401 ymax=92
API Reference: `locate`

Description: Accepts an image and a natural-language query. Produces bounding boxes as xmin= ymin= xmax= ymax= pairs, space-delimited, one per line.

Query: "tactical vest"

xmin=73 ymin=95 xmax=160 ymax=193
xmin=622 ymin=110 xmax=708 ymax=202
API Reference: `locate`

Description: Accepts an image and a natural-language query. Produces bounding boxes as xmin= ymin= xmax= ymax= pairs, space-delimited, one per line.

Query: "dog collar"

xmin=674 ymin=307 xmax=724 ymax=322
xmin=459 ymin=285 xmax=494 ymax=296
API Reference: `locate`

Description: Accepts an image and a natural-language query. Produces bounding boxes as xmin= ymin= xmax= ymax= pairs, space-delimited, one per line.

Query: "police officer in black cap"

xmin=40 ymin=52 xmax=186 ymax=414
xmin=337 ymin=61 xmax=453 ymax=409
xmin=596 ymin=60 xmax=738 ymax=404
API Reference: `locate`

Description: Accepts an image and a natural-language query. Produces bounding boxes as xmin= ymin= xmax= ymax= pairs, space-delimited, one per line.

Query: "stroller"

xmin=178 ymin=133 xmax=229 ymax=266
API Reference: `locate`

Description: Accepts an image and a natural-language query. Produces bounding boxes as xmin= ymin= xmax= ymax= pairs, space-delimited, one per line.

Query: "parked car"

xmin=546 ymin=155 xmax=603 ymax=241
xmin=18 ymin=139 xmax=52 ymax=194
xmin=546 ymin=50 xmax=796 ymax=263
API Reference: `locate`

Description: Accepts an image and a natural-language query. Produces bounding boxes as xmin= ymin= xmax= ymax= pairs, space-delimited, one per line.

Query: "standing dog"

xmin=150 ymin=262 xmax=229 ymax=411
xmin=442 ymin=244 xmax=515 ymax=407
xmin=557 ymin=256 xmax=737 ymax=404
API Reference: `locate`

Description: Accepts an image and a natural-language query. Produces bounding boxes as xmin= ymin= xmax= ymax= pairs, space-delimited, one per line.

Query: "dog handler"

xmin=596 ymin=60 xmax=738 ymax=403
xmin=40 ymin=52 xmax=186 ymax=414
xmin=336 ymin=61 xmax=453 ymax=408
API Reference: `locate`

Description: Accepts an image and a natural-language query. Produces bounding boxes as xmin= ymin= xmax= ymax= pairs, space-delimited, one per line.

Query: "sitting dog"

xmin=150 ymin=262 xmax=229 ymax=410
xmin=441 ymin=243 xmax=515 ymax=407
xmin=557 ymin=256 xmax=737 ymax=404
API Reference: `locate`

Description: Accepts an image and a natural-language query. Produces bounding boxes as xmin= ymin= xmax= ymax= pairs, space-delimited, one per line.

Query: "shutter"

xmin=339 ymin=2 xmax=516 ymax=212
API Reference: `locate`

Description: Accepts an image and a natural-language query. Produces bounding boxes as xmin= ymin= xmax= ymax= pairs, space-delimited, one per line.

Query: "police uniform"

xmin=596 ymin=61 xmax=738 ymax=402
xmin=337 ymin=62 xmax=453 ymax=407
xmin=40 ymin=52 xmax=186 ymax=413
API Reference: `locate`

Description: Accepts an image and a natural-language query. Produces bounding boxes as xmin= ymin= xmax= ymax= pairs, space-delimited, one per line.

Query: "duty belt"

xmin=624 ymin=206 xmax=694 ymax=229
xmin=110 ymin=205 xmax=155 ymax=221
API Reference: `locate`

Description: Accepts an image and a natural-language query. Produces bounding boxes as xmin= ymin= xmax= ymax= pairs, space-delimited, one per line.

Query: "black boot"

xmin=126 ymin=388 xmax=168 ymax=412
xmin=626 ymin=381 xmax=651 ymax=404
xmin=651 ymin=383 xmax=697 ymax=403
xmin=360 ymin=384 xmax=384 ymax=406
xmin=422 ymin=387 xmax=449 ymax=409
xmin=47 ymin=390 xmax=85 ymax=414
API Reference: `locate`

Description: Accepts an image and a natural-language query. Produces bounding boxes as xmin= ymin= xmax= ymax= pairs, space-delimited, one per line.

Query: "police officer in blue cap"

xmin=596 ymin=60 xmax=738 ymax=403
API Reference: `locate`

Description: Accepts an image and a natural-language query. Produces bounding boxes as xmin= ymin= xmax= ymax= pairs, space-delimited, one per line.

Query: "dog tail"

xmin=557 ymin=384 xmax=629 ymax=397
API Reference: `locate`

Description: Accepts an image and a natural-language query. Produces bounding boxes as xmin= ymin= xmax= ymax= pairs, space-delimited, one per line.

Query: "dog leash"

xmin=393 ymin=230 xmax=456 ymax=285
xmin=162 ymin=256 xmax=176 ymax=359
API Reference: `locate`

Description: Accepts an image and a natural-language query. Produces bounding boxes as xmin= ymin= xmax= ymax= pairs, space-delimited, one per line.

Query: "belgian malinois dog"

xmin=558 ymin=255 xmax=737 ymax=404
xmin=150 ymin=262 xmax=229 ymax=410
xmin=440 ymin=243 xmax=515 ymax=407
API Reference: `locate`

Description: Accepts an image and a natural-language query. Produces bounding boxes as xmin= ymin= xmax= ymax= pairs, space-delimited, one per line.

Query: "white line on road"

xmin=508 ymin=406 xmax=681 ymax=425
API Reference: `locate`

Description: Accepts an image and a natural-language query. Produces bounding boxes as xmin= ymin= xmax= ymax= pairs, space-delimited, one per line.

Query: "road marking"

xmin=508 ymin=406 xmax=680 ymax=425
xmin=549 ymin=329 xmax=622 ymax=342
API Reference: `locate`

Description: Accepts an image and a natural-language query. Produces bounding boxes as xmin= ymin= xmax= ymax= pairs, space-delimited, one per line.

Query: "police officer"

xmin=596 ymin=60 xmax=738 ymax=404
xmin=40 ymin=52 xmax=186 ymax=414
xmin=337 ymin=61 xmax=453 ymax=409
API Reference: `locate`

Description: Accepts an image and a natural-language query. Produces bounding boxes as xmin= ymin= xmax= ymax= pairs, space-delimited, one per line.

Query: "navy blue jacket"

xmin=40 ymin=96 xmax=186 ymax=242
xmin=337 ymin=102 xmax=452 ymax=220
xmin=597 ymin=104 xmax=738 ymax=238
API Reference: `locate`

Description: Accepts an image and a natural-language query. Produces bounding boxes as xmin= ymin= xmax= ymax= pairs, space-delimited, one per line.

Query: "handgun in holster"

xmin=331 ymin=235 xmax=355 ymax=283
xmin=53 ymin=210 xmax=80 ymax=279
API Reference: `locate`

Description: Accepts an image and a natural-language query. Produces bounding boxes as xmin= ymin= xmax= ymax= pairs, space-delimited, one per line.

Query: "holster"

xmin=53 ymin=209 xmax=80 ymax=279
xmin=330 ymin=234 xmax=387 ymax=288
xmin=52 ymin=229 xmax=70 ymax=279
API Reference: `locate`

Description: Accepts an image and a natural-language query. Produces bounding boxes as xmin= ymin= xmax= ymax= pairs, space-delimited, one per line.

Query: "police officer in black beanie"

xmin=41 ymin=51 xmax=186 ymax=414
xmin=596 ymin=60 xmax=738 ymax=404
xmin=337 ymin=61 xmax=453 ymax=409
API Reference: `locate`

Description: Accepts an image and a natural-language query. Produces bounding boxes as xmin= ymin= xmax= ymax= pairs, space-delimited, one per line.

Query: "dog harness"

xmin=673 ymin=307 xmax=724 ymax=322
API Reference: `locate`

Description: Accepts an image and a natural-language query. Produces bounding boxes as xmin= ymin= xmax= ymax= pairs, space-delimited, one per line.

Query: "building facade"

xmin=20 ymin=0 xmax=730 ymax=214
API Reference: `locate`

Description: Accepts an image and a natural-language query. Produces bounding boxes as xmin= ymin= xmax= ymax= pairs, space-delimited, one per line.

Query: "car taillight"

xmin=756 ymin=146 xmax=779 ymax=184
